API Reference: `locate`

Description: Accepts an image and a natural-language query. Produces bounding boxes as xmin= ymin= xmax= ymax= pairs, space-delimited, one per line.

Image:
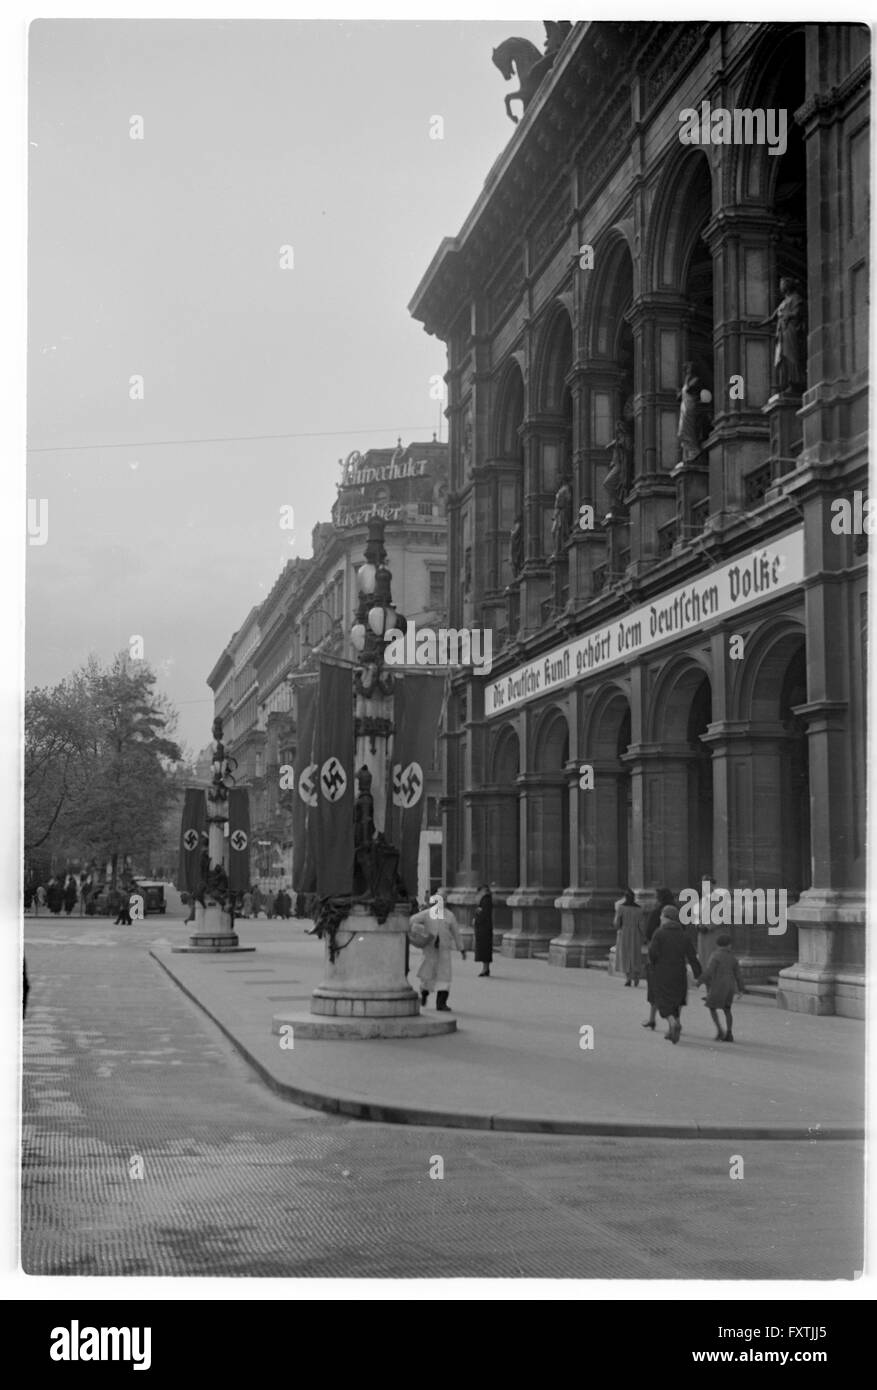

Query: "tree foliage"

xmin=25 ymin=654 xmax=182 ymax=882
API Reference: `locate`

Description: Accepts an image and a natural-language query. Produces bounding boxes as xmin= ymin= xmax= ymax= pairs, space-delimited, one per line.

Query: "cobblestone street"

xmin=22 ymin=920 xmax=863 ymax=1280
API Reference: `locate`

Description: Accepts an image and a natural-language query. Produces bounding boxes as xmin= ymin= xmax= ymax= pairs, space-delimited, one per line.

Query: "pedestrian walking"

xmin=46 ymin=878 xmax=63 ymax=915
xmin=251 ymin=885 xmax=263 ymax=919
xmin=473 ymin=885 xmax=493 ymax=977
xmin=641 ymin=887 xmax=675 ymax=1028
xmin=114 ymin=886 xmax=132 ymax=926
xmin=701 ymin=932 xmax=746 ymax=1042
xmin=614 ymin=887 xmax=644 ymax=986
xmin=35 ymin=884 xmax=46 ymax=916
xmin=647 ymin=904 xmax=702 ymax=1044
xmin=242 ymin=890 xmax=253 ymax=919
xmin=63 ymin=875 xmax=78 ymax=916
xmin=407 ymin=891 xmax=465 ymax=1011
xmin=23 ymin=884 xmax=34 ymax=914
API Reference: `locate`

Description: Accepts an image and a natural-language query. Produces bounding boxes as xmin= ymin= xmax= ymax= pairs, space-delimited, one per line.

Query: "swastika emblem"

xmin=183 ymin=828 xmax=199 ymax=852
xmin=393 ymin=761 xmax=423 ymax=809
xmin=321 ymin=756 xmax=347 ymax=802
xmin=298 ymin=763 xmax=318 ymax=807
xmin=230 ymin=829 xmax=248 ymax=852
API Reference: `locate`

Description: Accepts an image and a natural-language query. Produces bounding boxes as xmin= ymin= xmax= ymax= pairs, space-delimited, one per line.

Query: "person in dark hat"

xmin=473 ymin=884 xmax=494 ymax=977
xmin=647 ymin=903 xmax=702 ymax=1044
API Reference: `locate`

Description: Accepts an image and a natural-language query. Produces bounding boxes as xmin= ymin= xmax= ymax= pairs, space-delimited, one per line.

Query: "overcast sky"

xmin=26 ymin=17 xmax=545 ymax=755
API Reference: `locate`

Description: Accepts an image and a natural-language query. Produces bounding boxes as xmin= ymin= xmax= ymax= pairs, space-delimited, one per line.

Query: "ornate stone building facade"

xmin=409 ymin=21 xmax=869 ymax=1016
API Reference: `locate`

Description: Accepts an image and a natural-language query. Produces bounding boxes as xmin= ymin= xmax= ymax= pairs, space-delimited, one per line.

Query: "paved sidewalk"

xmin=149 ymin=918 xmax=864 ymax=1139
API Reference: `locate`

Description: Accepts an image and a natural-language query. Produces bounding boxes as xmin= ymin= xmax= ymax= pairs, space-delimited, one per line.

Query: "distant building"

xmin=206 ymin=439 xmax=449 ymax=902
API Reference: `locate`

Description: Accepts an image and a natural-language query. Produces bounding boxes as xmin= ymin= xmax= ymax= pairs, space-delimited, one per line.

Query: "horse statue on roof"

xmin=492 ymin=22 xmax=572 ymax=124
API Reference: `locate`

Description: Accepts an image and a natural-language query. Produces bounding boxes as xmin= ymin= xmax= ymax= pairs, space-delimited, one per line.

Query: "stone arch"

xmin=733 ymin=619 xmax=809 ymax=903
xmin=487 ymin=722 xmax=521 ymax=894
xmin=582 ymin=682 xmax=633 ymax=891
xmin=733 ymin=615 xmax=807 ymax=723
xmin=490 ymin=723 xmax=520 ymax=784
xmin=492 ymin=357 xmax=525 ymax=458
xmin=647 ymin=652 xmax=712 ymax=745
xmin=732 ymin=27 xmax=807 ymax=208
xmin=646 ymin=147 xmax=715 ymax=294
xmin=533 ymin=302 xmax=574 ymax=415
xmin=585 ymin=229 xmax=636 ymax=366
xmin=646 ymin=654 xmax=714 ymax=885
xmin=532 ymin=704 xmax=571 ymax=769
xmin=529 ymin=703 xmax=570 ymax=892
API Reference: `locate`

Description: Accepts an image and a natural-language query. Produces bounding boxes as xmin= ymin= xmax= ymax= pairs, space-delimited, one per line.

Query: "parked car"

xmin=138 ymin=881 xmax=166 ymax=915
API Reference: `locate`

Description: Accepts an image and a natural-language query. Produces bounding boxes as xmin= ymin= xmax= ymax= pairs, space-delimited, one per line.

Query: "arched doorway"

xmin=646 ymin=659 xmax=714 ymax=892
xmin=531 ymin=708 xmax=570 ymax=892
xmin=489 ymin=725 xmax=521 ymax=893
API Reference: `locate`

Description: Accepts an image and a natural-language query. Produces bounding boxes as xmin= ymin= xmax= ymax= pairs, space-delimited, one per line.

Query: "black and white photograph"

xmin=11 ymin=7 xmax=874 ymax=1305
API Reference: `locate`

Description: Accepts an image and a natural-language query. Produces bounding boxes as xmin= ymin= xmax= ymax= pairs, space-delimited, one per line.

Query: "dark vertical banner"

xmin=313 ymin=661 xmax=354 ymax=897
xmin=227 ymin=787 xmax=251 ymax=892
xmin=292 ymin=681 xmax=318 ymax=894
xmin=391 ymin=673 xmax=444 ymax=898
xmin=178 ymin=789 xmax=206 ymax=893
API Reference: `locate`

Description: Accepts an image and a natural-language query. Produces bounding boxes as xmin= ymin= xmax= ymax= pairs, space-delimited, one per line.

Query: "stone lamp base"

xmin=271 ymin=902 xmax=455 ymax=1039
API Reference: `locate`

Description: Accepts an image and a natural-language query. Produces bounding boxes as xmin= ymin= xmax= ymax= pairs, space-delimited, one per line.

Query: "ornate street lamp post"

xmin=175 ymin=715 xmax=254 ymax=954
xmin=272 ymin=518 xmax=455 ymax=1039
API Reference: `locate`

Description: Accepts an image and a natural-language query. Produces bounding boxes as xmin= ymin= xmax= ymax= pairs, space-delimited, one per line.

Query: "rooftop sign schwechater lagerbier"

xmin=484 ymin=527 xmax=805 ymax=718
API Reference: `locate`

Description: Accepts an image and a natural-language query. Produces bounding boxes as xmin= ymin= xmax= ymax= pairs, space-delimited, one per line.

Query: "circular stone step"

xmin=271 ymin=1009 xmax=456 ymax=1040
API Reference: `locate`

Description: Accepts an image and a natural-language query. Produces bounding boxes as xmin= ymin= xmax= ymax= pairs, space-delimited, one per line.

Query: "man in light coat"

xmin=408 ymin=889 xmax=466 ymax=1012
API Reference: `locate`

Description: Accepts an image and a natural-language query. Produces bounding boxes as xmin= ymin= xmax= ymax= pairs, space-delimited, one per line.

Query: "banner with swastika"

xmin=227 ymin=786 xmax=251 ymax=893
xmin=390 ymin=673 xmax=444 ymax=900
xmin=313 ymin=660 xmax=354 ymax=897
xmin=292 ymin=681 xmax=318 ymax=895
xmin=178 ymin=788 xmax=206 ymax=894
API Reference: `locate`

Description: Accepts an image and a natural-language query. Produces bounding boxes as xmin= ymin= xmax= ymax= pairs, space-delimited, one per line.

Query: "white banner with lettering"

xmin=484 ymin=527 xmax=804 ymax=718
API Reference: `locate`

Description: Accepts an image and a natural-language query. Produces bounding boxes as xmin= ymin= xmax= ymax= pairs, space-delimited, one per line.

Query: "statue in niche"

xmin=353 ymin=765 xmax=375 ymax=849
xmin=602 ymin=419 xmax=633 ymax=520
xmin=461 ymin=413 xmax=473 ymax=477
xmin=509 ymin=514 xmax=524 ymax=577
xmin=551 ymin=477 xmax=574 ymax=553
xmin=677 ymin=362 xmax=711 ymax=463
xmin=760 ymin=277 xmax=806 ymax=396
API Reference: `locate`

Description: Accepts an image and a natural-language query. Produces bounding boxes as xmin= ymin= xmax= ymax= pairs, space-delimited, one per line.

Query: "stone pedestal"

xmin=777 ymin=889 xmax=865 ymax=1018
xmin=548 ymin=890 xmax=618 ymax=967
xmin=173 ymin=899 xmax=255 ymax=954
xmin=502 ymin=889 xmax=560 ymax=957
xmin=271 ymin=903 xmax=456 ymax=1039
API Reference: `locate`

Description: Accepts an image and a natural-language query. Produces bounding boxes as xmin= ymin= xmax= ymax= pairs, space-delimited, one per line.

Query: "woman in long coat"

xmin=641 ymin=886 xmax=674 ymax=1028
xmin=647 ymin=904 xmax=702 ymax=1043
xmin=473 ymin=886 xmax=493 ymax=977
xmin=614 ymin=887 xmax=644 ymax=986
xmin=408 ymin=894 xmax=465 ymax=1012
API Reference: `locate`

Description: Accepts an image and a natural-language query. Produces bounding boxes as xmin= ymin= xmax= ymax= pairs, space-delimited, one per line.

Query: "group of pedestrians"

xmin=25 ymin=873 xmax=94 ymax=917
xmin=237 ymin=885 xmax=298 ymax=920
xmin=615 ymin=886 xmax=746 ymax=1044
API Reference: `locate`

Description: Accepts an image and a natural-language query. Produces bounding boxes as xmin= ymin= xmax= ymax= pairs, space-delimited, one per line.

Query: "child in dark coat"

xmin=701 ymin=932 xmax=745 ymax=1042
